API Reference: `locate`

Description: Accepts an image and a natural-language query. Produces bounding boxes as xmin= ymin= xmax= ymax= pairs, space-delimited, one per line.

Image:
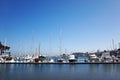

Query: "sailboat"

xmin=34 ymin=44 xmax=46 ymax=63
xmin=48 ymin=34 xmax=55 ymax=63
xmin=57 ymin=30 xmax=65 ymax=63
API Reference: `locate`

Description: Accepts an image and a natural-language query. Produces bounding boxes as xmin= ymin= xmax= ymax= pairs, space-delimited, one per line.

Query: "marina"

xmin=1 ymin=42 xmax=120 ymax=64
xmin=1 ymin=0 xmax=120 ymax=80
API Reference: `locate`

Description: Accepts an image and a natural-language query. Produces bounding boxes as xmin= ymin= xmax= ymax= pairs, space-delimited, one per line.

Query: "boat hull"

xmin=69 ymin=59 xmax=76 ymax=63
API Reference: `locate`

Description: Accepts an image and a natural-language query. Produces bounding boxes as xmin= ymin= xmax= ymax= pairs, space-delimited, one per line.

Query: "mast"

xmin=119 ymin=42 xmax=120 ymax=49
xmin=112 ymin=39 xmax=115 ymax=50
xmin=50 ymin=34 xmax=52 ymax=56
xmin=4 ymin=38 xmax=7 ymax=46
xmin=31 ymin=31 xmax=34 ymax=55
xmin=65 ymin=48 xmax=67 ymax=54
xmin=3 ymin=38 xmax=7 ymax=53
xmin=38 ymin=43 xmax=40 ymax=55
xmin=35 ymin=48 xmax=37 ymax=55
xmin=59 ymin=30 xmax=62 ymax=56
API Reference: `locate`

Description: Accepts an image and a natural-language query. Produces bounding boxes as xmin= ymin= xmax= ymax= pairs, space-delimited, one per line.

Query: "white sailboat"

xmin=57 ymin=30 xmax=65 ymax=63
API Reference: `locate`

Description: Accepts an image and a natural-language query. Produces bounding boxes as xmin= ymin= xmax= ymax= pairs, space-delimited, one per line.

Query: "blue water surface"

xmin=0 ymin=64 xmax=120 ymax=80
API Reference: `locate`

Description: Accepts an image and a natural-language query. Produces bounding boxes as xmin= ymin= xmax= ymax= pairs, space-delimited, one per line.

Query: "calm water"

xmin=0 ymin=64 xmax=120 ymax=80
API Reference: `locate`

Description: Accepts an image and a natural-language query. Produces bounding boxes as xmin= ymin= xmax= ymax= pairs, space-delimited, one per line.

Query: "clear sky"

xmin=0 ymin=0 xmax=120 ymax=55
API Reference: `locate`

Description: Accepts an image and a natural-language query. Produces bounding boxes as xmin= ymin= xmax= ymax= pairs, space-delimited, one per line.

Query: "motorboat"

xmin=68 ymin=54 xmax=76 ymax=63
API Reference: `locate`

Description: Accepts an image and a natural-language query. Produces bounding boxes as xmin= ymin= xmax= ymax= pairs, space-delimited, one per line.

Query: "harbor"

xmin=1 ymin=0 xmax=120 ymax=80
xmin=1 ymin=42 xmax=120 ymax=64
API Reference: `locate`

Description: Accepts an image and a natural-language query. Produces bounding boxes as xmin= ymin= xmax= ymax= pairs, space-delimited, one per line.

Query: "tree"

xmin=0 ymin=42 xmax=10 ymax=55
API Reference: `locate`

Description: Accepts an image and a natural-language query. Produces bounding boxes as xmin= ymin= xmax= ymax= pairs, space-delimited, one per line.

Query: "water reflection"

xmin=102 ymin=64 xmax=120 ymax=73
xmin=0 ymin=64 xmax=120 ymax=80
xmin=69 ymin=64 xmax=75 ymax=72
xmin=88 ymin=64 xmax=100 ymax=72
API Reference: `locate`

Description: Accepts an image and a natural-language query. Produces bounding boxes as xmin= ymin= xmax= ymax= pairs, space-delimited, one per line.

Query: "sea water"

xmin=0 ymin=64 xmax=120 ymax=80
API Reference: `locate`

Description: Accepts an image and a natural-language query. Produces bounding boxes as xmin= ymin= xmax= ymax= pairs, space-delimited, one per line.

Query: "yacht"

xmin=49 ymin=58 xmax=55 ymax=63
xmin=34 ymin=54 xmax=46 ymax=63
xmin=89 ymin=53 xmax=99 ymax=62
xmin=101 ymin=51 xmax=113 ymax=62
xmin=57 ymin=58 xmax=65 ymax=63
xmin=69 ymin=54 xmax=76 ymax=63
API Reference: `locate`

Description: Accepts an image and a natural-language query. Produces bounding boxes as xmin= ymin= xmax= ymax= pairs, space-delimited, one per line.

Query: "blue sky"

xmin=0 ymin=0 xmax=120 ymax=55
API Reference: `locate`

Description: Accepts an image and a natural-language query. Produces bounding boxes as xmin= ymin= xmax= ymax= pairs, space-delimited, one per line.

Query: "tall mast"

xmin=59 ymin=30 xmax=62 ymax=56
xmin=31 ymin=31 xmax=34 ymax=55
xmin=50 ymin=34 xmax=52 ymax=55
